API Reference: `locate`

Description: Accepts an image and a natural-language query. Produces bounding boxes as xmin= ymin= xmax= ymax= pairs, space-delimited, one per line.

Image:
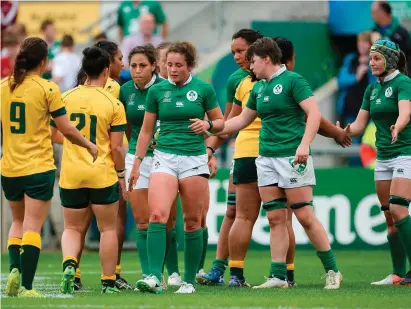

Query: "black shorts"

xmin=233 ymin=157 xmax=258 ymax=185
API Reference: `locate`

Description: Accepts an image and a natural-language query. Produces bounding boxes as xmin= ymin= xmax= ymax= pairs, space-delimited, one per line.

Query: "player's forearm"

xmin=206 ymin=136 xmax=226 ymax=151
xmin=318 ymin=116 xmax=339 ymax=138
xmin=134 ymin=131 xmax=152 ymax=160
xmin=224 ymin=102 xmax=233 ymax=120
xmin=61 ymin=125 xmax=93 ymax=150
xmin=209 ymin=118 xmax=224 ymax=134
xmin=301 ymin=109 xmax=321 ymax=146
xmin=111 ymin=145 xmax=125 ymax=171
xmin=394 ymin=113 xmax=410 ymax=133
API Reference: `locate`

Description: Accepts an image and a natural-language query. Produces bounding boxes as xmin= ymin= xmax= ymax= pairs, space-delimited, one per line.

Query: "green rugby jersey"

xmin=145 ymin=75 xmax=220 ymax=156
xmin=361 ymin=70 xmax=411 ymax=160
xmin=246 ymin=65 xmax=313 ymax=157
xmin=119 ymin=74 xmax=162 ymax=156
xmin=226 ymin=68 xmax=249 ymax=103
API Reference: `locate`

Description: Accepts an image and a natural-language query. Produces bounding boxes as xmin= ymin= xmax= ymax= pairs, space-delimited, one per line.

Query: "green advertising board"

xmin=89 ymin=167 xmax=410 ymax=250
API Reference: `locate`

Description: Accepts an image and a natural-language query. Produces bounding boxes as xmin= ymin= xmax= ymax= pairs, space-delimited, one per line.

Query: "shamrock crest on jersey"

xmin=288 ymin=157 xmax=307 ymax=175
xmin=186 ymin=90 xmax=198 ymax=102
xmin=385 ymin=87 xmax=393 ymax=98
xmin=273 ymin=84 xmax=283 ymax=95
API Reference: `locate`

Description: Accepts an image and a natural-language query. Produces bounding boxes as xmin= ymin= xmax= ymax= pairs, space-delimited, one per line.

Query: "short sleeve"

xmin=246 ymin=84 xmax=258 ymax=110
xmin=47 ymin=82 xmax=66 ymax=118
xmin=145 ymin=86 xmax=158 ymax=113
xmin=361 ymin=85 xmax=372 ymax=111
xmin=233 ymin=79 xmax=244 ymax=106
xmin=226 ymin=75 xmax=237 ymax=103
xmin=153 ymin=1 xmax=166 ymax=24
xmin=119 ymin=86 xmax=127 ymax=111
xmin=398 ymin=78 xmax=411 ymax=101
xmin=292 ymin=76 xmax=314 ymax=104
xmin=204 ymin=84 xmax=219 ymax=111
xmin=111 ymin=100 xmax=127 ymax=132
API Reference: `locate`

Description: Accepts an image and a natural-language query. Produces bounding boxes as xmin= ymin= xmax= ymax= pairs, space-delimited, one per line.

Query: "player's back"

xmin=59 ymin=85 xmax=125 ymax=189
xmin=1 ymin=75 xmax=64 ymax=177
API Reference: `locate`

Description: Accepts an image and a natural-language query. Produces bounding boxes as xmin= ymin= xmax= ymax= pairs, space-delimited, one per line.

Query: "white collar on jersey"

xmin=378 ymin=69 xmax=400 ymax=83
xmin=168 ymin=74 xmax=192 ymax=86
xmin=268 ymin=64 xmax=287 ymax=80
xmin=134 ymin=74 xmax=157 ymax=90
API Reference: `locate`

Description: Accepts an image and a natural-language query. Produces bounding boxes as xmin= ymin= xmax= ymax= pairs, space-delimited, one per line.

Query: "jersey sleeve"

xmin=233 ymin=80 xmax=243 ymax=106
xmin=204 ymin=84 xmax=219 ymax=111
xmin=361 ymin=85 xmax=372 ymax=111
xmin=292 ymin=75 xmax=314 ymax=104
xmin=145 ymin=86 xmax=158 ymax=114
xmin=47 ymin=82 xmax=66 ymax=118
xmin=153 ymin=1 xmax=166 ymax=24
xmin=398 ymin=78 xmax=411 ymax=101
xmin=246 ymin=84 xmax=258 ymax=110
xmin=111 ymin=100 xmax=127 ymax=132
xmin=226 ymin=74 xmax=239 ymax=103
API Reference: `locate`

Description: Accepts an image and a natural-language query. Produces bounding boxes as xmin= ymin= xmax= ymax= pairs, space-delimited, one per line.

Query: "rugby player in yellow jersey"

xmin=51 ymin=46 xmax=127 ymax=294
xmin=1 ymin=37 xmax=97 ymax=298
xmin=75 ymin=41 xmax=133 ymax=290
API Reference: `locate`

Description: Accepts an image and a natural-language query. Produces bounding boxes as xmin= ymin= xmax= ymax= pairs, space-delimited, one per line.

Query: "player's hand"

xmin=208 ymin=155 xmax=217 ymax=178
xmin=343 ymin=122 xmax=352 ymax=137
xmin=206 ymin=147 xmax=214 ymax=162
xmin=390 ymin=125 xmax=398 ymax=144
xmin=335 ymin=121 xmax=352 ymax=148
xmin=118 ymin=178 xmax=127 ymax=200
xmin=189 ymin=118 xmax=210 ymax=134
xmin=87 ymin=142 xmax=98 ymax=162
xmin=128 ymin=163 xmax=140 ymax=192
xmin=294 ymin=143 xmax=309 ymax=164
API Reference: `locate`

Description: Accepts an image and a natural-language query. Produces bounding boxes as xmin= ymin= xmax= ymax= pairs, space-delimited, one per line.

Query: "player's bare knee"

xmin=184 ymin=216 xmax=201 ymax=232
xmin=149 ymin=210 xmax=168 ymax=224
xmin=267 ymin=210 xmax=287 ymax=228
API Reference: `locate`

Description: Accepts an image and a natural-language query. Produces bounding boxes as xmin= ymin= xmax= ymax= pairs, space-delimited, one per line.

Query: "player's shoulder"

xmin=33 ymin=76 xmax=61 ymax=95
xmin=120 ymin=80 xmax=135 ymax=90
xmin=228 ymin=69 xmax=248 ymax=86
xmin=395 ymin=72 xmax=411 ymax=84
xmin=150 ymin=78 xmax=169 ymax=91
xmin=283 ymin=70 xmax=303 ymax=80
xmin=106 ymin=78 xmax=121 ymax=90
xmin=191 ymin=76 xmax=211 ymax=87
xmin=1 ymin=77 xmax=10 ymax=88
xmin=62 ymin=87 xmax=80 ymax=100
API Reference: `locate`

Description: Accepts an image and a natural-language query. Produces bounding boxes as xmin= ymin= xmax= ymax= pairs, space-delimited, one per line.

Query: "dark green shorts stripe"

xmin=1 ymin=170 xmax=56 ymax=201
xmin=60 ymin=182 xmax=119 ymax=209
xmin=50 ymin=107 xmax=67 ymax=118
xmin=233 ymin=157 xmax=258 ymax=184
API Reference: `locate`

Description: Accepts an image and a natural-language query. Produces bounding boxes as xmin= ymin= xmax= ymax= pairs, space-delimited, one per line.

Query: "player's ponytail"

xmin=9 ymin=37 xmax=48 ymax=92
xmin=398 ymin=50 xmax=408 ymax=76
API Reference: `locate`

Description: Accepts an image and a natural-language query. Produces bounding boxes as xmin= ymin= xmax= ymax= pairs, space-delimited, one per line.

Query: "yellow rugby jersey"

xmin=233 ymin=75 xmax=261 ymax=159
xmin=104 ymin=78 xmax=120 ymax=100
xmin=1 ymin=75 xmax=66 ymax=177
xmin=57 ymin=85 xmax=127 ymax=189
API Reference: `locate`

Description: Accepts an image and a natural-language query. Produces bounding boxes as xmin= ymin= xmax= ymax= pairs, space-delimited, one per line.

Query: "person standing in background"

xmin=1 ymin=32 xmax=19 ymax=78
xmin=52 ymin=35 xmax=81 ymax=92
xmin=371 ymin=1 xmax=411 ymax=75
xmin=117 ymin=0 xmax=168 ymax=42
xmin=40 ymin=19 xmax=60 ymax=80
xmin=121 ymin=13 xmax=163 ymax=69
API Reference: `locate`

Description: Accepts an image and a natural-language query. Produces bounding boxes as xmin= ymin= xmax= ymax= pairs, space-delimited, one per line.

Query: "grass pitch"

xmin=1 ymin=249 xmax=410 ymax=309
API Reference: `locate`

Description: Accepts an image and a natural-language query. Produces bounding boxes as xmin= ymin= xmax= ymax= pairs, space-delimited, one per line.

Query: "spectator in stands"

xmin=371 ymin=1 xmax=411 ymax=75
xmin=52 ymin=35 xmax=81 ymax=92
xmin=41 ymin=19 xmax=60 ymax=79
xmin=117 ymin=0 xmax=168 ymax=41
xmin=93 ymin=32 xmax=108 ymax=45
xmin=1 ymin=31 xmax=19 ymax=78
xmin=121 ymin=13 xmax=163 ymax=68
xmin=1 ymin=1 xmax=18 ymax=31
xmin=337 ymin=31 xmax=377 ymax=166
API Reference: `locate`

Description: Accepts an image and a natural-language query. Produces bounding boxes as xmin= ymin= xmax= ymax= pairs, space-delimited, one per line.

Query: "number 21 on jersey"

xmin=70 ymin=113 xmax=97 ymax=144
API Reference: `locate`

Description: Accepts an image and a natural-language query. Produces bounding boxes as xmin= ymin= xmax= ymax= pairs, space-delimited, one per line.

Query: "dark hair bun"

xmin=83 ymin=47 xmax=103 ymax=59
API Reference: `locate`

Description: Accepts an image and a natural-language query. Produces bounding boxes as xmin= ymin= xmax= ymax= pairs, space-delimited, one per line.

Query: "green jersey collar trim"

xmin=167 ymin=74 xmax=192 ymax=86
xmin=269 ymin=64 xmax=287 ymax=81
xmin=134 ymin=74 xmax=157 ymax=90
xmin=378 ymin=70 xmax=400 ymax=83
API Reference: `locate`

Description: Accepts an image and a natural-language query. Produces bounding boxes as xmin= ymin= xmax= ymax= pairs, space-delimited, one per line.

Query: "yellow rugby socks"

xmin=21 ymin=232 xmax=41 ymax=290
xmin=229 ymin=260 xmax=245 ymax=278
xmin=287 ymin=263 xmax=295 ymax=282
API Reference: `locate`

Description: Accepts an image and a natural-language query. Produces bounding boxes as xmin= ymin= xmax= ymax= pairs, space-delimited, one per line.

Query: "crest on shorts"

xmin=288 ymin=158 xmax=307 ymax=175
xmin=186 ymin=90 xmax=198 ymax=101
xmin=385 ymin=87 xmax=393 ymax=98
xmin=273 ymin=84 xmax=283 ymax=95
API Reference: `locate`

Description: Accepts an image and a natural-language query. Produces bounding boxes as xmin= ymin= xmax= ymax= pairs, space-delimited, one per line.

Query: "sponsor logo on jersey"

xmin=137 ymin=104 xmax=145 ymax=110
xmin=176 ymin=101 xmax=184 ymax=107
xmin=263 ymin=96 xmax=269 ymax=102
xmin=186 ymin=90 xmax=198 ymax=102
xmin=273 ymin=84 xmax=283 ymax=95
xmin=376 ymin=99 xmax=381 ymax=104
xmin=385 ymin=87 xmax=393 ymax=98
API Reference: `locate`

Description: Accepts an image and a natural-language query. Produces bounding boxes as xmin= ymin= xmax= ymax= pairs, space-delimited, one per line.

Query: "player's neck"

xmin=86 ymin=77 xmax=106 ymax=87
xmin=265 ymin=64 xmax=282 ymax=80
